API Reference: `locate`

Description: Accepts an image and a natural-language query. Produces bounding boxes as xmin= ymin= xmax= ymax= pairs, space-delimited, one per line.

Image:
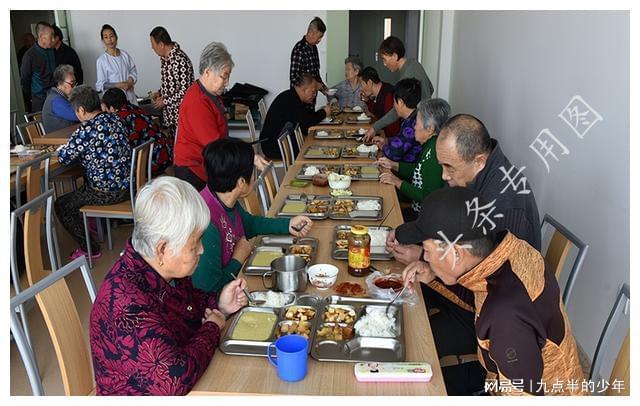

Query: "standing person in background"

xmin=358 ymin=66 xmax=400 ymax=137
xmin=327 ymin=56 xmax=367 ymax=110
xmin=175 ymin=41 xmax=269 ymax=191
xmin=51 ymin=25 xmax=84 ymax=84
xmin=20 ymin=22 xmax=55 ymax=112
xmin=149 ymin=26 xmax=194 ymax=135
xmin=363 ymin=36 xmax=434 ymax=142
xmin=17 ymin=32 xmax=35 ymax=69
xmin=289 ymin=16 xmax=327 ymax=111
xmin=96 ymin=24 xmax=138 ymax=105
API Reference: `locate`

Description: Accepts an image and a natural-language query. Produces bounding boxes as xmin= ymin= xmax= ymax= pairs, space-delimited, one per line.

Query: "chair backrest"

xmin=10 ymin=255 xmax=97 ymax=396
xmin=16 ymin=120 xmax=45 ymax=144
xmin=606 ymin=332 xmax=629 ymax=396
xmin=294 ymin=123 xmax=305 ymax=154
xmin=277 ymin=123 xmax=295 ymax=171
xmin=11 ymin=109 xmax=17 ymax=145
xmin=589 ymin=283 xmax=630 ymax=393
xmin=258 ymin=98 xmax=268 ymax=126
xmin=24 ymin=111 xmax=43 ymax=122
xmin=245 ymin=110 xmax=258 ymax=142
xmin=12 ymin=189 xmax=59 ymax=287
xmin=258 ymin=162 xmax=279 ymax=207
xmin=241 ymin=176 xmax=266 ymax=216
xmin=130 ymin=140 xmax=154 ymax=210
xmin=541 ymin=214 xmax=589 ymax=306
xmin=14 ymin=152 xmax=51 ymax=208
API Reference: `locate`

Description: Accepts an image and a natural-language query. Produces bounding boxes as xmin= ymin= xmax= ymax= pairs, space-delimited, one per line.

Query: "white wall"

xmin=448 ymin=11 xmax=629 ymax=358
xmin=67 ymin=10 xmax=327 ymax=106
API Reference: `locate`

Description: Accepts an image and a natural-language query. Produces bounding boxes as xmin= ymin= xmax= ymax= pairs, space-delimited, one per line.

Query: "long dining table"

xmin=30 ymin=123 xmax=80 ymax=145
xmin=191 ymin=133 xmax=446 ymax=396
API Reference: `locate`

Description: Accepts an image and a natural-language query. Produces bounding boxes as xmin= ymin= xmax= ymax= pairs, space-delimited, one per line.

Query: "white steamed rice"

xmin=354 ymin=308 xmax=396 ymax=337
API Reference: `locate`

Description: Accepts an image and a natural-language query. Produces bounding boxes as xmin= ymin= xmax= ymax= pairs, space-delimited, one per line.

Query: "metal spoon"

xmin=230 ymin=273 xmax=265 ymax=306
xmin=291 ymin=220 xmax=308 ymax=233
xmin=385 ymin=284 xmax=407 ymax=316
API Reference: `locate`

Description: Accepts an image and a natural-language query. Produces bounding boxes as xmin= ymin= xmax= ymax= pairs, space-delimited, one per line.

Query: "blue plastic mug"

xmin=267 ymin=334 xmax=309 ymax=382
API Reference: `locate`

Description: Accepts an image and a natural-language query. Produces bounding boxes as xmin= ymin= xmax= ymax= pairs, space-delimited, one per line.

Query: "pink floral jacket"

xmin=90 ymin=240 xmax=220 ymax=395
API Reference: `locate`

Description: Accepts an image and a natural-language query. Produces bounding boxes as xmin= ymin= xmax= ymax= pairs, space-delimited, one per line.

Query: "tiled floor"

xmin=10 ymin=220 xmax=134 ymax=395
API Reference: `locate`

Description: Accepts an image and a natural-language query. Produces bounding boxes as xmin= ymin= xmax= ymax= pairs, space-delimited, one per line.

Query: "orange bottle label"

xmin=348 ymin=247 xmax=370 ymax=269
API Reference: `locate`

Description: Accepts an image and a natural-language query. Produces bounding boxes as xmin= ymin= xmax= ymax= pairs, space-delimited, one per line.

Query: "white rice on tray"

xmin=253 ymin=291 xmax=291 ymax=308
xmin=354 ymin=308 xmax=396 ymax=337
xmin=368 ymin=228 xmax=389 ymax=247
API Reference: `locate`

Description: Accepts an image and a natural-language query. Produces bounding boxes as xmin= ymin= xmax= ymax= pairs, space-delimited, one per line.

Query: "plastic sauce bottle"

xmin=348 ymin=225 xmax=371 ymax=277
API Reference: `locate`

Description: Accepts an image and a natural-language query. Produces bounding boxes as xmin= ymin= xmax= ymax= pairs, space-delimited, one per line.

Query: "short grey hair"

xmin=199 ymin=42 xmax=234 ymax=76
xmin=417 ymin=98 xmax=451 ymax=133
xmin=344 ymin=56 xmax=364 ymax=73
xmin=36 ymin=22 xmax=52 ymax=37
xmin=439 ymin=114 xmax=492 ymax=163
xmin=68 ymin=85 xmax=101 ymax=112
xmin=132 ymin=176 xmax=210 ymax=259
xmin=53 ymin=64 xmax=74 ymax=87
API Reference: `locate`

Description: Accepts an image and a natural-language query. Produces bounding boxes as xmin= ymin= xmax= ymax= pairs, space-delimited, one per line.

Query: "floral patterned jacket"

xmin=382 ymin=109 xmax=421 ymax=163
xmin=90 ymin=240 xmax=220 ymax=395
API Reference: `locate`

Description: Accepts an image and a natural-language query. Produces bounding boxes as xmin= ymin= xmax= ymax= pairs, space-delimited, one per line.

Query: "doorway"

xmin=348 ymin=10 xmax=420 ymax=85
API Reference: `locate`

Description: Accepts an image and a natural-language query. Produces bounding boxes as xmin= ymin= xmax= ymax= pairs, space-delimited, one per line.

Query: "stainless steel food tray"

xmin=341 ymin=164 xmax=380 ymax=180
xmin=340 ymin=145 xmax=377 ymax=159
xmin=310 ymin=295 xmax=404 ymax=363
xmin=219 ymin=294 xmax=322 ymax=357
xmin=242 ymin=235 xmax=320 ymax=276
xmin=275 ymin=195 xmax=332 ymax=219
xmin=331 ymin=225 xmax=394 ymax=261
xmin=329 ymin=196 xmax=384 ymax=221
xmin=295 ymin=164 xmax=341 ymax=180
xmin=304 ymin=145 xmax=341 ymax=159
xmin=313 ymin=129 xmax=345 ymax=139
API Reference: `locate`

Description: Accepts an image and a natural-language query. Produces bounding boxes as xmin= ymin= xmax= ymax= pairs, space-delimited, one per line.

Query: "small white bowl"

xmin=307 ymin=264 xmax=339 ymax=290
xmin=325 ymin=88 xmax=338 ymax=96
xmin=328 ymin=173 xmax=352 ymax=190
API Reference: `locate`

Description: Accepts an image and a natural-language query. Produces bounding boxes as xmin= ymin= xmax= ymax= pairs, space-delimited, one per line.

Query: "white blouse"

xmin=96 ymin=49 xmax=139 ymax=105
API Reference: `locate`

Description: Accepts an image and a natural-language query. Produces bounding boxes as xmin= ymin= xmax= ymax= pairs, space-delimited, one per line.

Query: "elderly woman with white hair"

xmin=89 ymin=176 xmax=248 ymax=396
xmin=174 ymin=41 xmax=269 ymax=191
xmin=328 ymin=56 xmax=367 ymax=110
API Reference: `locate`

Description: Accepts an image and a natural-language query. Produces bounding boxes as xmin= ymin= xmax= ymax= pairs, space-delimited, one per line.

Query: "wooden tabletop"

xmin=192 ymin=145 xmax=446 ymax=395
xmin=308 ymin=111 xmax=375 ymax=133
xmin=31 ymin=123 xmax=80 ymax=145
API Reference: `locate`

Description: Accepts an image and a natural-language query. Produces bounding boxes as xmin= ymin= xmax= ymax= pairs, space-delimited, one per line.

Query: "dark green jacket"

xmin=397 ymin=135 xmax=445 ymax=213
xmin=192 ymin=202 xmax=289 ymax=293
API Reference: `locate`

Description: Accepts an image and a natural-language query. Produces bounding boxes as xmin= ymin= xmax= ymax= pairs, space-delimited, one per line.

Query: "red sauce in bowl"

xmin=374 ymin=277 xmax=403 ymax=292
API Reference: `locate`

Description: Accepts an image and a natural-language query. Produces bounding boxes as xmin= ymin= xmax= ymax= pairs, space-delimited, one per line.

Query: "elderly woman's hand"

xmin=232 ymin=237 xmax=253 ymax=264
xmin=202 ymin=308 xmax=226 ymax=329
xmin=379 ymin=172 xmax=402 ymax=189
xmin=289 ymin=216 xmax=312 ymax=237
xmin=218 ymin=277 xmax=249 ymax=316
xmin=372 ymin=136 xmax=387 ymax=149
xmin=375 ymin=157 xmax=399 ymax=171
xmin=254 ymin=154 xmax=270 ymax=172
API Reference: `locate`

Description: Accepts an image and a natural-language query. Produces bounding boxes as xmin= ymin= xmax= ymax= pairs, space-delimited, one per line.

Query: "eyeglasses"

xmin=65 ymin=81 xmax=77 ymax=87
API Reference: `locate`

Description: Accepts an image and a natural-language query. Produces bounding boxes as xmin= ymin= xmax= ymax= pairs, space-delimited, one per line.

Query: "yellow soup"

xmin=361 ymin=166 xmax=379 ymax=175
xmin=231 ymin=312 xmax=278 ymax=341
xmin=307 ymin=149 xmax=323 ymax=156
xmin=281 ymin=202 xmax=306 ymax=213
xmin=251 ymin=250 xmax=284 ymax=267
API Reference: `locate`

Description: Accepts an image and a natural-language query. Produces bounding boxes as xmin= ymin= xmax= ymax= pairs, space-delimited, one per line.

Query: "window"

xmin=384 ymin=17 xmax=392 ymax=39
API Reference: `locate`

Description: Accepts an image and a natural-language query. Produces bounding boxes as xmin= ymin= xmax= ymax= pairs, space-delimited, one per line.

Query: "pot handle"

xmin=262 ymin=271 xmax=275 ymax=290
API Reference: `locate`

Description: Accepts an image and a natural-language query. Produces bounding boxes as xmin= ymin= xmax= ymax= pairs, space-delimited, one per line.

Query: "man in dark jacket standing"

xmin=20 ymin=22 xmax=55 ymax=112
xmin=51 ymin=25 xmax=83 ymax=85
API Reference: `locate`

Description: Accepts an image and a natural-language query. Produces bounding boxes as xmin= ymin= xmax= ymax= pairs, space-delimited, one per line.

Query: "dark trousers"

xmin=174 ymin=166 xmax=206 ymax=191
xmin=422 ymin=284 xmax=487 ymax=395
xmin=54 ymin=185 xmax=128 ymax=252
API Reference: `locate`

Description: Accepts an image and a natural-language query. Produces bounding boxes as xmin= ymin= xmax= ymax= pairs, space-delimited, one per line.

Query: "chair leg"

xmin=96 ymin=218 xmax=104 ymax=242
xmin=106 ymin=218 xmax=113 ymax=251
xmin=83 ymin=213 xmax=93 ymax=268
xmin=51 ymin=223 xmax=62 ymax=270
xmin=18 ymin=303 xmax=33 ymax=349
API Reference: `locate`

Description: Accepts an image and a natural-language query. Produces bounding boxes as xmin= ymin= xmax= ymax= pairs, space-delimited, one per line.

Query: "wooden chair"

xmin=589 ymin=283 xmax=630 ymax=395
xmin=258 ymin=97 xmax=268 ymax=127
xmin=241 ymin=176 xmax=266 ymax=216
xmin=277 ymin=124 xmax=296 ymax=171
xmin=294 ymin=123 xmax=305 ymax=153
xmin=245 ymin=110 xmax=258 ymax=142
xmin=10 ymin=255 xmax=97 ymax=396
xmin=258 ymin=162 xmax=279 ymax=208
xmin=541 ymin=214 xmax=589 ymax=307
xmin=10 ymin=189 xmax=59 ymax=350
xmin=80 ymin=140 xmax=154 ymax=267
xmin=16 ymin=120 xmax=45 ymax=145
xmin=24 ymin=111 xmax=43 ymax=122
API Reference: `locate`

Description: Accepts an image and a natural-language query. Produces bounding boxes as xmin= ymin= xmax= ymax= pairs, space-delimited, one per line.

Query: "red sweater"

xmin=175 ymin=80 xmax=228 ymax=181
xmin=366 ymin=82 xmax=401 ymax=137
